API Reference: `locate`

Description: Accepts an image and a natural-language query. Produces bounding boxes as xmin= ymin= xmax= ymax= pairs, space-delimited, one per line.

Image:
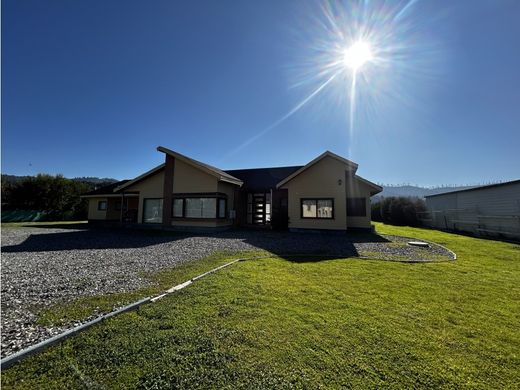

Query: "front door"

xmin=246 ymin=192 xmax=271 ymax=225
xmin=252 ymin=193 xmax=266 ymax=225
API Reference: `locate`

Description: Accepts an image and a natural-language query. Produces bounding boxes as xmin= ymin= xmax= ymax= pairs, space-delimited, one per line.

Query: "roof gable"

xmin=114 ymin=164 xmax=165 ymax=192
xmin=157 ymin=146 xmax=243 ymax=186
xmin=276 ymin=151 xmax=358 ymax=188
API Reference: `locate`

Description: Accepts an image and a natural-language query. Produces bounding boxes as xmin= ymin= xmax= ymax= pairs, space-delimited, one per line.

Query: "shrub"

xmin=371 ymin=196 xmax=427 ymax=226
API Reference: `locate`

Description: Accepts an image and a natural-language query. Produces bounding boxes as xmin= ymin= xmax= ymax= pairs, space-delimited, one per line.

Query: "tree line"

xmin=1 ymin=174 xmax=114 ymax=221
xmin=371 ymin=197 xmax=428 ymax=227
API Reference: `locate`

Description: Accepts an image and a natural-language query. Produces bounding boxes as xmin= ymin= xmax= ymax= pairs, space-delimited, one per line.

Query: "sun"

xmin=343 ymin=40 xmax=373 ymax=71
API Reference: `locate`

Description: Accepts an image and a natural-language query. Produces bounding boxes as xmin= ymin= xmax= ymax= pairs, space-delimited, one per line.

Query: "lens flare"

xmin=222 ymin=0 xmax=445 ymax=161
xmin=343 ymin=41 xmax=373 ymax=71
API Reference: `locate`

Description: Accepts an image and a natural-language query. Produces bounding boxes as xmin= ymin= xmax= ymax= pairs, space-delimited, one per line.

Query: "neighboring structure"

xmin=424 ymin=180 xmax=520 ymax=241
xmin=81 ymin=146 xmax=382 ymax=232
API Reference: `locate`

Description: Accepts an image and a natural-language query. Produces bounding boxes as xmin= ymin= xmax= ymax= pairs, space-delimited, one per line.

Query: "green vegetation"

xmin=1 ymin=174 xmax=113 ymax=222
xmin=3 ymin=224 xmax=520 ymax=389
xmin=372 ymin=196 xmax=427 ymax=226
xmin=1 ymin=220 xmax=88 ymax=228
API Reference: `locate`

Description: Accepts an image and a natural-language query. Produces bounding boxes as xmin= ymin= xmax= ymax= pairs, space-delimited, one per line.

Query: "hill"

xmin=374 ymin=185 xmax=477 ymax=199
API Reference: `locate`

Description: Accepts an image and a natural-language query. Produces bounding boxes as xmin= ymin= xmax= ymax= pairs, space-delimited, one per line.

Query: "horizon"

xmin=2 ymin=0 xmax=520 ymax=187
xmin=3 ymin=171 xmax=515 ymax=191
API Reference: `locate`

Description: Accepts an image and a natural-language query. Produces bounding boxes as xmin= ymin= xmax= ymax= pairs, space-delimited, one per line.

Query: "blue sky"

xmin=2 ymin=0 xmax=519 ymax=186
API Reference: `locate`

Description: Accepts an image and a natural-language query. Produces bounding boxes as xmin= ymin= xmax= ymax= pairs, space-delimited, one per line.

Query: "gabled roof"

xmin=276 ymin=151 xmax=358 ymax=188
xmin=157 ymin=146 xmax=243 ymax=186
xmin=353 ymin=175 xmax=383 ymax=195
xmin=81 ymin=180 xmax=139 ymax=197
xmin=225 ymin=166 xmax=303 ymax=191
xmin=114 ymin=164 xmax=165 ymax=192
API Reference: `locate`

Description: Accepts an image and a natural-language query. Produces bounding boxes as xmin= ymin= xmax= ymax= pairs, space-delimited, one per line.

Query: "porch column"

xmin=162 ymin=154 xmax=175 ymax=226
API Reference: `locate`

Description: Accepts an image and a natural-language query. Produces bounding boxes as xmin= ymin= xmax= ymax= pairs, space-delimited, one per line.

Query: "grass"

xmin=1 ymin=220 xmax=87 ymax=228
xmin=2 ymin=223 xmax=520 ymax=389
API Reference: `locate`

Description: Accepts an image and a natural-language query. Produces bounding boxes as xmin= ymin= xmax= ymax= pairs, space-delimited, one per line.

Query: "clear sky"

xmin=2 ymin=0 xmax=519 ymax=186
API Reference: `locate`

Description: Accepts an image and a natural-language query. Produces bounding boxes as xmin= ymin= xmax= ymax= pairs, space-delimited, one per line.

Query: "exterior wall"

xmin=106 ymin=197 xmax=122 ymax=221
xmin=172 ymin=159 xmax=218 ymax=193
xmin=280 ymin=156 xmax=350 ymax=230
xmin=345 ymin=175 xmax=374 ymax=229
xmin=87 ymin=197 xmax=107 ymax=220
xmin=124 ymin=170 xmax=165 ymax=224
xmin=425 ymin=182 xmax=520 ymax=240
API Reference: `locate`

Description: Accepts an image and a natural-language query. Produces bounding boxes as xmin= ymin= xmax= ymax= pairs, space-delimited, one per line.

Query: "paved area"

xmin=1 ymin=225 xmax=453 ymax=357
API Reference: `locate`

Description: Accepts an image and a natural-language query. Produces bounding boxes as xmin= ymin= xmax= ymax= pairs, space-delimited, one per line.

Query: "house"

xmin=81 ymin=146 xmax=382 ymax=232
xmin=424 ymin=179 xmax=520 ymax=240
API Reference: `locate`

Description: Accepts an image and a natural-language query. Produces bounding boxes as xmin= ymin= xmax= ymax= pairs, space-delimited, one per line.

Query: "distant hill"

xmin=374 ymin=185 xmax=477 ymax=199
xmin=2 ymin=174 xmax=118 ymax=186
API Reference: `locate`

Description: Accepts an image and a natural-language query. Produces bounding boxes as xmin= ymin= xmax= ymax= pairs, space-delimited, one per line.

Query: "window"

xmin=186 ymin=198 xmax=216 ymax=218
xmin=172 ymin=196 xmax=227 ymax=219
xmin=347 ymin=198 xmax=366 ymax=217
xmin=218 ymin=198 xmax=226 ymax=218
xmin=143 ymin=198 xmax=163 ymax=223
xmin=301 ymin=198 xmax=334 ymax=219
xmin=98 ymin=200 xmax=107 ymax=211
xmin=173 ymin=199 xmax=184 ymax=217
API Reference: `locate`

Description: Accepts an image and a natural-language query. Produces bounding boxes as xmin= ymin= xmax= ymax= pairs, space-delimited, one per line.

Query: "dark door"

xmin=252 ymin=193 xmax=266 ymax=224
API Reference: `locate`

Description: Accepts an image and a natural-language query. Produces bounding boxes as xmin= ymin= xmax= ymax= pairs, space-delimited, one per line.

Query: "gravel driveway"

xmin=1 ymin=225 xmax=453 ymax=358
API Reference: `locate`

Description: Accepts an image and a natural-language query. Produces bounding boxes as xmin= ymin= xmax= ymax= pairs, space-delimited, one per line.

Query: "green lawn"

xmin=1 ymin=220 xmax=88 ymax=228
xmin=3 ymin=223 xmax=520 ymax=389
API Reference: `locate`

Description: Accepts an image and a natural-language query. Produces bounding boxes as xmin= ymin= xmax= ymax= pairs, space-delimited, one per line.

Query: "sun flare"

xmin=343 ymin=40 xmax=373 ymax=71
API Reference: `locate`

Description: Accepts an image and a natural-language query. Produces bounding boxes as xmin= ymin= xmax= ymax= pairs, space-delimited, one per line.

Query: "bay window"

xmin=172 ymin=196 xmax=227 ymax=219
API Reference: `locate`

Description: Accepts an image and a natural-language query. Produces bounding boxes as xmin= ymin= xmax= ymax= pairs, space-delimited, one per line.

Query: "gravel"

xmin=1 ymin=225 xmax=454 ymax=358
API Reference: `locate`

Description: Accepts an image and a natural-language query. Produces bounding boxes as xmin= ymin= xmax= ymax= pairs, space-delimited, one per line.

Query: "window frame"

xmin=346 ymin=197 xmax=367 ymax=217
xmin=142 ymin=198 xmax=164 ymax=224
xmin=171 ymin=195 xmax=227 ymax=220
xmin=97 ymin=200 xmax=107 ymax=211
xmin=300 ymin=198 xmax=334 ymax=219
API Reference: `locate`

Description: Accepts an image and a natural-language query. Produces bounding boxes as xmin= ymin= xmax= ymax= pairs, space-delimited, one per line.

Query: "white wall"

xmin=425 ymin=181 xmax=520 ymax=240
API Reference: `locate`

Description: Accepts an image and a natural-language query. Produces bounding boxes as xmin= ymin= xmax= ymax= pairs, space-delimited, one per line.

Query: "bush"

xmin=371 ymin=196 xmax=427 ymax=227
xmin=1 ymin=174 xmax=94 ymax=221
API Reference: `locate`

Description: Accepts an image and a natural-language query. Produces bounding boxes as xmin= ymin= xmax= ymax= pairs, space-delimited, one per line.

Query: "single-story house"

xmin=81 ymin=146 xmax=382 ymax=232
xmin=424 ymin=179 xmax=520 ymax=240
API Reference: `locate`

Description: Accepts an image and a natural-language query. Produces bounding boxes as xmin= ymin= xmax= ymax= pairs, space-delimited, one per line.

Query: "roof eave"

xmin=157 ymin=146 xmax=242 ymax=184
xmin=114 ymin=164 xmax=165 ymax=192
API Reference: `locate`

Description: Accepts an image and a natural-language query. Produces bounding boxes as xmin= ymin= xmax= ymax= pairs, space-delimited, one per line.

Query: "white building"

xmin=424 ymin=180 xmax=520 ymax=241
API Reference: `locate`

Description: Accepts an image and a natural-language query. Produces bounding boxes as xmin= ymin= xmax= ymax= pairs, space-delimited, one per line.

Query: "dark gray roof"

xmin=225 ymin=166 xmax=303 ymax=191
xmin=424 ymin=179 xmax=520 ymax=198
xmin=82 ymin=180 xmax=130 ymax=196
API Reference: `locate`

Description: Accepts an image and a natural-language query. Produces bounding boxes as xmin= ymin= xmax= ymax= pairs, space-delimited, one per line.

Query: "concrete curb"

xmin=0 ymin=257 xmax=260 ymax=370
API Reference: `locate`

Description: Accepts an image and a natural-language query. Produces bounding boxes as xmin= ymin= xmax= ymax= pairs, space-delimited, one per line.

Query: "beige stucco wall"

xmin=124 ymin=169 xmax=165 ymax=223
xmin=87 ymin=197 xmax=107 ymax=220
xmin=345 ymin=176 xmax=374 ymax=229
xmin=280 ymin=156 xmax=350 ymax=230
xmin=172 ymin=159 xmax=218 ymax=193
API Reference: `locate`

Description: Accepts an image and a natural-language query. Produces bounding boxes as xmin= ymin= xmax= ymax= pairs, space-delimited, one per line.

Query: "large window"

xmin=218 ymin=198 xmax=226 ymax=218
xmin=173 ymin=198 xmax=184 ymax=217
xmin=143 ymin=198 xmax=163 ymax=223
xmin=186 ymin=198 xmax=216 ymax=218
xmin=172 ymin=196 xmax=227 ymax=219
xmin=301 ymin=198 xmax=334 ymax=219
xmin=346 ymin=198 xmax=366 ymax=217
